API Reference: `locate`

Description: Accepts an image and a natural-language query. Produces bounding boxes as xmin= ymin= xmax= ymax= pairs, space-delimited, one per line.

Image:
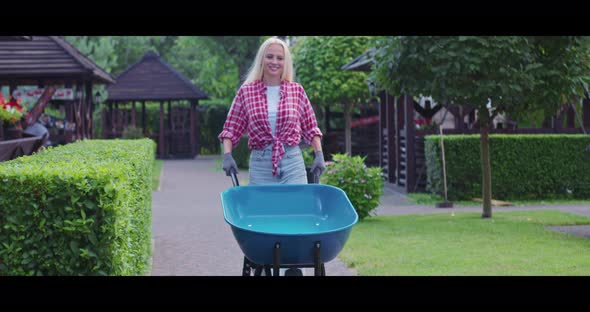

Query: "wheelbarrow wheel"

xmin=284 ymin=268 xmax=303 ymax=276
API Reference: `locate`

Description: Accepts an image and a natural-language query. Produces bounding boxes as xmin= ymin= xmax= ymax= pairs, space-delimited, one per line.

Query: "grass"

xmin=152 ymin=159 xmax=163 ymax=190
xmin=338 ymin=210 xmax=590 ymax=275
xmin=407 ymin=192 xmax=590 ymax=206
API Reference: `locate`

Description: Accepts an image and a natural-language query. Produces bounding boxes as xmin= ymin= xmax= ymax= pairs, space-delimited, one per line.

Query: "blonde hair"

xmin=244 ymin=37 xmax=294 ymax=84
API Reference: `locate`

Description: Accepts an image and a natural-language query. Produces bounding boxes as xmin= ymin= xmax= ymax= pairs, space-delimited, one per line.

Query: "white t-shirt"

xmin=266 ymin=86 xmax=280 ymax=136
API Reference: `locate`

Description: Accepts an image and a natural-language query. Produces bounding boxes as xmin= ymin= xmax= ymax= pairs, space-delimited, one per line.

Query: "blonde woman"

xmin=219 ymin=37 xmax=325 ymax=186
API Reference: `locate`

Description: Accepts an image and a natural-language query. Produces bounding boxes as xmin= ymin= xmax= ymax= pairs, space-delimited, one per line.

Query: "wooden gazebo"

xmin=0 ymin=36 xmax=115 ymax=161
xmin=344 ymin=49 xmax=590 ymax=193
xmin=105 ymin=51 xmax=208 ymax=158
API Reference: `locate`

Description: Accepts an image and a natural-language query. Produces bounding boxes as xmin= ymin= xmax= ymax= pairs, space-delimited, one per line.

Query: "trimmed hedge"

xmin=425 ymin=134 xmax=590 ymax=200
xmin=0 ymin=139 xmax=155 ymax=275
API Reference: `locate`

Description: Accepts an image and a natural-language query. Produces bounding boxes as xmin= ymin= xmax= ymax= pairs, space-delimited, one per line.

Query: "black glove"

xmin=309 ymin=151 xmax=325 ymax=176
xmin=222 ymin=153 xmax=238 ymax=176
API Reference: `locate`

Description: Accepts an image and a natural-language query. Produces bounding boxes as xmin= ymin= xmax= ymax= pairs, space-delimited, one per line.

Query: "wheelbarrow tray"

xmin=221 ymin=184 xmax=358 ymax=266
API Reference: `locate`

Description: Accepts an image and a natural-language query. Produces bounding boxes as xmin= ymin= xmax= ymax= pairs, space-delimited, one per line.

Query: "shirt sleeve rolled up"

xmin=218 ymin=88 xmax=248 ymax=147
xmin=299 ymin=86 xmax=322 ymax=145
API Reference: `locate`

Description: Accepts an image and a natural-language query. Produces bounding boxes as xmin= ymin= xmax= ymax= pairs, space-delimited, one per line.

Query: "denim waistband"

xmin=251 ymin=144 xmax=300 ymax=159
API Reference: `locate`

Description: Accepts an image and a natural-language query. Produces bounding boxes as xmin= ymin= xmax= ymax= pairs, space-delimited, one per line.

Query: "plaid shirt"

xmin=219 ymin=80 xmax=322 ymax=176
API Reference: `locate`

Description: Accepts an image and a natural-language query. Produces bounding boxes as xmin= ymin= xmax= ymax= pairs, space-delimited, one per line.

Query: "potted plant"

xmin=0 ymin=93 xmax=27 ymax=140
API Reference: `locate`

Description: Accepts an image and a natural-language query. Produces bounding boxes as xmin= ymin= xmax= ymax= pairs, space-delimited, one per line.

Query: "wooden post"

xmin=404 ymin=95 xmax=416 ymax=193
xmin=448 ymin=106 xmax=461 ymax=129
xmin=85 ymin=81 xmax=92 ymax=139
xmin=65 ymin=83 xmax=73 ymax=143
xmin=79 ymin=83 xmax=85 ymax=139
xmin=141 ymin=101 xmax=146 ymax=135
xmin=102 ymin=105 xmax=108 ymax=139
xmin=167 ymin=100 xmax=172 ymax=132
xmin=395 ymin=95 xmax=404 ymax=186
xmin=378 ymin=90 xmax=386 ymax=170
xmin=131 ymin=101 xmax=137 ymax=128
xmin=190 ymin=100 xmax=196 ymax=157
xmin=583 ymin=97 xmax=590 ymax=132
xmin=110 ymin=101 xmax=114 ymax=136
xmin=566 ymin=103 xmax=575 ymax=128
xmin=553 ymin=106 xmax=563 ymax=132
xmin=159 ymin=101 xmax=165 ymax=158
xmin=383 ymin=92 xmax=396 ymax=184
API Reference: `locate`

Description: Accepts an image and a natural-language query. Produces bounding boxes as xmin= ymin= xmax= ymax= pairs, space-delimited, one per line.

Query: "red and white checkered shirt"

xmin=219 ymin=80 xmax=322 ymax=176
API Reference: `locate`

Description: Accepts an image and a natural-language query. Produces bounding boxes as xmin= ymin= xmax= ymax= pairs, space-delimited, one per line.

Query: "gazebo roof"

xmin=0 ymin=36 xmax=115 ymax=85
xmin=106 ymin=51 xmax=208 ymax=101
xmin=341 ymin=48 xmax=375 ymax=72
xmin=0 ymin=36 xmax=33 ymax=41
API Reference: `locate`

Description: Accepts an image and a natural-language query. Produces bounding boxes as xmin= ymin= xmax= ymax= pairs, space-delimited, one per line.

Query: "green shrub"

xmin=425 ymin=134 xmax=590 ymax=200
xmin=302 ymin=147 xmax=314 ymax=167
xmin=321 ymin=153 xmax=383 ymax=220
xmin=0 ymin=139 xmax=155 ymax=275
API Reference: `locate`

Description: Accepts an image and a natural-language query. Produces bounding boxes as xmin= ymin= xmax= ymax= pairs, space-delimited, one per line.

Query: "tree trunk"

xmin=344 ymin=102 xmax=352 ymax=156
xmin=479 ymin=109 xmax=493 ymax=218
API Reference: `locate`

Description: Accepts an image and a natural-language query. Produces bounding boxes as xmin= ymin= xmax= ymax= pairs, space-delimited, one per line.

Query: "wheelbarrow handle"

xmin=312 ymin=172 xmax=320 ymax=184
xmin=230 ymin=169 xmax=239 ymax=187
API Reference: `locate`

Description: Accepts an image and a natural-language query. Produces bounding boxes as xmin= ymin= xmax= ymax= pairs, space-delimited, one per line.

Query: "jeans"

xmin=249 ymin=144 xmax=307 ymax=185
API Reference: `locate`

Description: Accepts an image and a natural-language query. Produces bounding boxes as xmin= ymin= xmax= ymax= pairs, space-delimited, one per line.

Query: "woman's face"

xmin=262 ymin=43 xmax=285 ymax=80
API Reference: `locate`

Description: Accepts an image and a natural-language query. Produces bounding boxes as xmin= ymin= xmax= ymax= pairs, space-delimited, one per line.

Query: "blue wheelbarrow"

xmin=220 ymin=172 xmax=358 ymax=276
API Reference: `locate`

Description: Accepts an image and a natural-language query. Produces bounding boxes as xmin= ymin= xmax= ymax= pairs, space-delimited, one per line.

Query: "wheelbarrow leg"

xmin=273 ymin=243 xmax=281 ymax=276
xmin=242 ymin=257 xmax=253 ymax=276
xmin=253 ymin=265 xmax=272 ymax=276
xmin=253 ymin=265 xmax=263 ymax=276
xmin=314 ymin=241 xmax=325 ymax=276
xmin=264 ymin=265 xmax=272 ymax=276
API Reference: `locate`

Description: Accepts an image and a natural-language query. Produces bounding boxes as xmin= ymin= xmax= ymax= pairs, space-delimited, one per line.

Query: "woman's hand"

xmin=310 ymin=151 xmax=325 ymax=176
xmin=222 ymin=153 xmax=238 ymax=176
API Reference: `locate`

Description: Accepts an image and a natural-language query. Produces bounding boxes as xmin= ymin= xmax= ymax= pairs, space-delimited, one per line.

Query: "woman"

xmin=219 ymin=37 xmax=325 ymax=185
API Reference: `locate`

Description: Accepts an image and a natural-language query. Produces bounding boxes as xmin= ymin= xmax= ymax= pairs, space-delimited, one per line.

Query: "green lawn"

xmin=407 ymin=192 xmax=590 ymax=206
xmin=152 ymin=159 xmax=163 ymax=190
xmin=339 ymin=210 xmax=590 ymax=275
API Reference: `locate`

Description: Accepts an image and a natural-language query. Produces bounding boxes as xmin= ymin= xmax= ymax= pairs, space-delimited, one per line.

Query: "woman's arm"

xmin=218 ymin=88 xmax=247 ymax=150
xmin=311 ymin=135 xmax=322 ymax=153
xmin=223 ymin=138 xmax=233 ymax=154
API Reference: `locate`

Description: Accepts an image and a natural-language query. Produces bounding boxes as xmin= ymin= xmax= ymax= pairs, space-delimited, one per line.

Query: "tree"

xmin=208 ymin=36 xmax=262 ymax=84
xmin=293 ymin=36 xmax=372 ymax=155
xmin=65 ymin=36 xmax=181 ymax=77
xmin=373 ymin=36 xmax=590 ymax=218
xmin=167 ymin=36 xmax=239 ymax=103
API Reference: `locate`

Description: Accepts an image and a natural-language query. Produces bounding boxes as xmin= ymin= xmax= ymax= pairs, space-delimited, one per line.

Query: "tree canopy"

xmin=65 ymin=36 xmax=263 ymax=104
xmin=293 ymin=36 xmax=371 ymax=106
xmin=373 ymin=36 xmax=590 ymax=116
xmin=293 ymin=36 xmax=372 ymax=154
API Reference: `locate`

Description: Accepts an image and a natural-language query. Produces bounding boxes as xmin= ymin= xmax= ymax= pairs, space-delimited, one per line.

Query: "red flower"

xmin=6 ymin=98 xmax=23 ymax=111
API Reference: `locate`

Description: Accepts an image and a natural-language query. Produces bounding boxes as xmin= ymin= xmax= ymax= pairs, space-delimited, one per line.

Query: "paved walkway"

xmin=151 ymin=156 xmax=590 ymax=276
xmin=151 ymin=156 xmax=355 ymax=276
